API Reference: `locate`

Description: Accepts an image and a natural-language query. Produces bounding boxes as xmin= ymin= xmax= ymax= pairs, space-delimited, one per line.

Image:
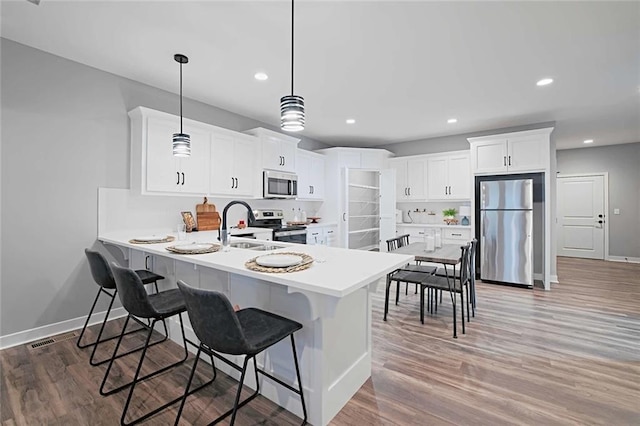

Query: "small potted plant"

xmin=442 ymin=208 xmax=458 ymax=225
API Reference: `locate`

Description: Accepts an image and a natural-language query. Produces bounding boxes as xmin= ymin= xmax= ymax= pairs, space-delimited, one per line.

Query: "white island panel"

xmin=99 ymin=230 xmax=412 ymax=426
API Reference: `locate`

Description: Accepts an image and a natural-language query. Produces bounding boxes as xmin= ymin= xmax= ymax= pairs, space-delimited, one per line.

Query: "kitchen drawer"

xmin=443 ymin=228 xmax=471 ymax=242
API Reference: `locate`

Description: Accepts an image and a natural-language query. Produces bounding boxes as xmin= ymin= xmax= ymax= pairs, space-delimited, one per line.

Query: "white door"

xmin=388 ymin=159 xmax=408 ymax=200
xmin=210 ymin=133 xmax=236 ymax=196
xmin=406 ymin=158 xmax=426 ymax=199
xmin=379 ymin=169 xmax=397 ymax=251
xmin=447 ymin=153 xmax=471 ymax=199
xmin=427 ymin=156 xmax=448 ymax=200
xmin=557 ymin=175 xmax=605 ymax=259
xmin=508 ymin=134 xmax=548 ymax=172
xmin=146 ymin=116 xmax=180 ymax=193
xmin=472 ymin=139 xmax=508 ymax=174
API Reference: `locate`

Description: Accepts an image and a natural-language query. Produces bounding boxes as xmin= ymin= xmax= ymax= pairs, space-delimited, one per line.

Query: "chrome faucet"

xmin=219 ymin=200 xmax=256 ymax=247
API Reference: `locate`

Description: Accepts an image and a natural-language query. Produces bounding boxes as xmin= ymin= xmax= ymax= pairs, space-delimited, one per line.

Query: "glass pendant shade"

xmin=172 ymin=132 xmax=191 ymax=157
xmin=280 ymin=94 xmax=305 ymax=132
xmin=173 ymin=53 xmax=190 ymax=157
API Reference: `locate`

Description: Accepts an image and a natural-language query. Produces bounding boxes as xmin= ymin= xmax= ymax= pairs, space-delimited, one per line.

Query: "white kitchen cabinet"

xmin=316 ymin=147 xmax=391 ymax=170
xmin=396 ymin=225 xmax=471 ymax=245
xmin=313 ymin=147 xmax=393 ymax=248
xmin=209 ymin=131 xmax=258 ymax=197
xmin=296 ymin=149 xmax=325 ymax=200
xmin=426 ymin=152 xmax=470 ymax=200
xmin=388 ymin=157 xmax=427 ymax=201
xmin=130 ymin=108 xmax=210 ymax=196
xmin=306 ymin=224 xmax=338 ymax=246
xmin=244 ymin=127 xmax=299 ymax=173
xmin=468 ymin=128 xmax=552 ymax=175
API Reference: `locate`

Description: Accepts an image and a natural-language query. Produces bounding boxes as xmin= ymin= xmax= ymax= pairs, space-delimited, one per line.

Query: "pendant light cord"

xmin=291 ymin=0 xmax=294 ymax=95
xmin=179 ymin=62 xmax=184 ymax=133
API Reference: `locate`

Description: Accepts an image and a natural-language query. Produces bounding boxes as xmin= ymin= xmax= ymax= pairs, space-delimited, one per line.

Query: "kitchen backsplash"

xmin=396 ymin=201 xmax=471 ymax=224
xmin=98 ymin=188 xmax=323 ymax=234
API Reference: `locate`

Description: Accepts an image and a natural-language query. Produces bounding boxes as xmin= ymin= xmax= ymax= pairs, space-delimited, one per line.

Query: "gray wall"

xmin=0 ymin=39 xmax=329 ymax=337
xmin=557 ymin=142 xmax=640 ymax=258
xmin=376 ymin=122 xmax=556 ymax=156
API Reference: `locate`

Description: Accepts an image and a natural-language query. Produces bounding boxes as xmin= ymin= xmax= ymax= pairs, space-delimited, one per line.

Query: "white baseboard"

xmin=0 ymin=307 xmax=127 ymax=350
xmin=608 ymin=256 xmax=640 ymax=264
xmin=551 ymin=275 xmax=558 ymax=283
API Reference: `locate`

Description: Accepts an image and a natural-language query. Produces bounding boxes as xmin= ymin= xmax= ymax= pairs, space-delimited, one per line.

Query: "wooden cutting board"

xmin=196 ymin=197 xmax=221 ymax=231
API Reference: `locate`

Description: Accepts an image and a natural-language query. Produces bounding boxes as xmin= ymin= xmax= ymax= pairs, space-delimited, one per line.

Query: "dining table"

xmin=386 ymin=242 xmax=466 ymax=337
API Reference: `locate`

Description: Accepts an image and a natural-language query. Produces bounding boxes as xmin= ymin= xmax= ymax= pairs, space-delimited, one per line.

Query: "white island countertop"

xmin=99 ymin=230 xmax=413 ymax=298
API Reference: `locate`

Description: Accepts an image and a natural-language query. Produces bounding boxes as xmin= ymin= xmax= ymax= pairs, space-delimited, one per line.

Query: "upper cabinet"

xmin=388 ymin=157 xmax=427 ymax=200
xmin=427 ymin=152 xmax=470 ymax=200
xmin=209 ymin=131 xmax=259 ymax=198
xmin=296 ymin=149 xmax=325 ymax=200
xmin=468 ymin=128 xmax=553 ymax=175
xmin=315 ymin=147 xmax=392 ymax=170
xmin=130 ymin=107 xmax=210 ymax=196
xmin=244 ymin=128 xmax=299 ymax=173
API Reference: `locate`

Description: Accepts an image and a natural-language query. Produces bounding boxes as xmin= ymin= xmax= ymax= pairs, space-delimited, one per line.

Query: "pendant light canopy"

xmin=280 ymin=0 xmax=305 ymax=132
xmin=173 ymin=53 xmax=191 ymax=157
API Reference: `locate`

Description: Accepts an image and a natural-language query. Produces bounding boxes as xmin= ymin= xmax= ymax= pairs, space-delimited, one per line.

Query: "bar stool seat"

xmin=236 ymin=308 xmax=302 ymax=355
xmin=175 ymin=280 xmax=307 ymax=425
xmin=102 ymin=264 xmax=215 ymax=426
xmin=79 ymin=249 xmax=166 ymax=367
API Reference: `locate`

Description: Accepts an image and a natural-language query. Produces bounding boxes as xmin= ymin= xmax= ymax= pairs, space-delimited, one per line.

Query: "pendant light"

xmin=172 ymin=53 xmax=191 ymax=157
xmin=280 ymin=0 xmax=305 ymax=132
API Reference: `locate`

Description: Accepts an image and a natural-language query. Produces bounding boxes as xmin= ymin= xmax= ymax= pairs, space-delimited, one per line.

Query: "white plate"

xmin=173 ymin=243 xmax=212 ymax=251
xmin=255 ymin=254 xmax=303 ymax=268
xmin=134 ymin=235 xmax=165 ymax=242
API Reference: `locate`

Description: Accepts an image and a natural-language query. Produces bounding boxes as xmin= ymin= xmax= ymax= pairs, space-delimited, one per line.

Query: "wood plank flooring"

xmin=1 ymin=257 xmax=639 ymax=425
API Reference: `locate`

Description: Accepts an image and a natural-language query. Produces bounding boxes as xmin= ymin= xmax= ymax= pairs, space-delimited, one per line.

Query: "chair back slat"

xmin=459 ymin=243 xmax=471 ymax=285
xmin=111 ymin=264 xmax=157 ymax=318
xmin=386 ymin=234 xmax=410 ymax=251
xmin=85 ymin=249 xmax=116 ymax=289
xmin=177 ymin=280 xmax=250 ymax=355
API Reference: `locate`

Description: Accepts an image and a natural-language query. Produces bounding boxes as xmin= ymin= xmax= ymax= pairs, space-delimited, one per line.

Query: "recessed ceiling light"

xmin=346 ymin=119 xmax=356 ymax=124
xmin=254 ymin=72 xmax=268 ymax=81
xmin=583 ymin=139 xmax=594 ymax=144
xmin=536 ymin=78 xmax=554 ymax=86
xmin=447 ymin=118 xmax=458 ymax=124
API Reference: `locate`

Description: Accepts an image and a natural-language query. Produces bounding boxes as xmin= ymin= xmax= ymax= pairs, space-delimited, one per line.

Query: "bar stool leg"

xmin=290 ymin=334 xmax=308 ymax=425
xmin=76 ymin=287 xmax=105 ymax=349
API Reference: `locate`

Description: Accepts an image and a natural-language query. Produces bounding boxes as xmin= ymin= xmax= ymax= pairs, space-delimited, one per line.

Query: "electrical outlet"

xmin=614 ymin=208 xmax=620 ymax=215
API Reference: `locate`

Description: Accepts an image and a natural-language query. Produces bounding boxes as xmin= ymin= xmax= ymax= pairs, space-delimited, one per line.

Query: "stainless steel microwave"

xmin=263 ymin=170 xmax=298 ymax=199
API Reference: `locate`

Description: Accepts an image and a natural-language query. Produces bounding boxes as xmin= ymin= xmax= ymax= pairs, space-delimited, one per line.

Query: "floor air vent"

xmin=28 ymin=331 xmax=78 ymax=349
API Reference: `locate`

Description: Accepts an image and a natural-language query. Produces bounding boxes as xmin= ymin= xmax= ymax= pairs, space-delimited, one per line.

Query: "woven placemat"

xmin=129 ymin=236 xmax=175 ymax=244
xmin=245 ymin=252 xmax=314 ymax=273
xmin=165 ymin=243 xmax=220 ymax=255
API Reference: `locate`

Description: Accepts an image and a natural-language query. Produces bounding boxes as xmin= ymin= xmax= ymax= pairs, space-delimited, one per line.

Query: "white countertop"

xmin=99 ymin=230 xmax=412 ymax=298
xmin=305 ymin=222 xmax=338 ymax=229
xmin=396 ymin=223 xmax=471 ymax=230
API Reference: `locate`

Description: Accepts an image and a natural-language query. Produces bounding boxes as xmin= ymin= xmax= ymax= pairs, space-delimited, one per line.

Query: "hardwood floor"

xmin=2 ymin=257 xmax=639 ymax=425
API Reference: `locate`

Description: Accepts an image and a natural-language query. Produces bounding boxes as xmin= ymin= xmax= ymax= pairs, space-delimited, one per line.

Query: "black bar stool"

xmin=79 ymin=249 xmax=166 ymax=366
xmin=102 ymin=264 xmax=216 ymax=426
xmin=174 ymin=280 xmax=307 ymax=426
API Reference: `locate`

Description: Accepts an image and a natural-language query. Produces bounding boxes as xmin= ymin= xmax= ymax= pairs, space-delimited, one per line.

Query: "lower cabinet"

xmin=306 ymin=225 xmax=338 ymax=246
xmin=396 ymin=226 xmax=471 ymax=245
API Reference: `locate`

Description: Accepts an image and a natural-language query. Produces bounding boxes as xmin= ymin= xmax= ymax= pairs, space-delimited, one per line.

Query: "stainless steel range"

xmin=252 ymin=209 xmax=307 ymax=244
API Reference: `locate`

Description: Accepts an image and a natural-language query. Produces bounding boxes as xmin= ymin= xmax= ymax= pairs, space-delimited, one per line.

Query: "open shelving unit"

xmin=346 ymin=170 xmax=381 ymax=251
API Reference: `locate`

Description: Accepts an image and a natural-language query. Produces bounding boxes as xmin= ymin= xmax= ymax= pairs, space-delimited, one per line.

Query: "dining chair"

xmin=174 ymin=280 xmax=307 ymax=426
xmin=386 ymin=235 xmax=436 ymax=297
xmin=419 ymin=243 xmax=472 ymax=338
xmin=79 ymin=249 xmax=166 ymax=366
xmin=101 ymin=264 xmax=215 ymax=426
xmin=434 ymin=239 xmax=477 ymax=317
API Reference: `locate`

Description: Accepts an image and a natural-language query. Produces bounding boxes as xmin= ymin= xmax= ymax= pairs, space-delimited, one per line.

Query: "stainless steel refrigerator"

xmin=480 ymin=178 xmax=533 ymax=287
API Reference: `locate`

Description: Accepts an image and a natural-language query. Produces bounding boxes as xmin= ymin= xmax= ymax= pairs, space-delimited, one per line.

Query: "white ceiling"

xmin=2 ymin=0 xmax=639 ymax=150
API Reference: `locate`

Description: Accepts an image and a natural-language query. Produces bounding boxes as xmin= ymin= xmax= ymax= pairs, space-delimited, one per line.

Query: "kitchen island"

xmin=99 ymin=230 xmax=413 ymax=426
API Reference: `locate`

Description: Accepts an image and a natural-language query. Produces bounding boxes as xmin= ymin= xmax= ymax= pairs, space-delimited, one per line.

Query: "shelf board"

xmin=348 ymin=183 xmax=379 ymax=190
xmin=348 ymin=227 xmax=380 ymax=235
